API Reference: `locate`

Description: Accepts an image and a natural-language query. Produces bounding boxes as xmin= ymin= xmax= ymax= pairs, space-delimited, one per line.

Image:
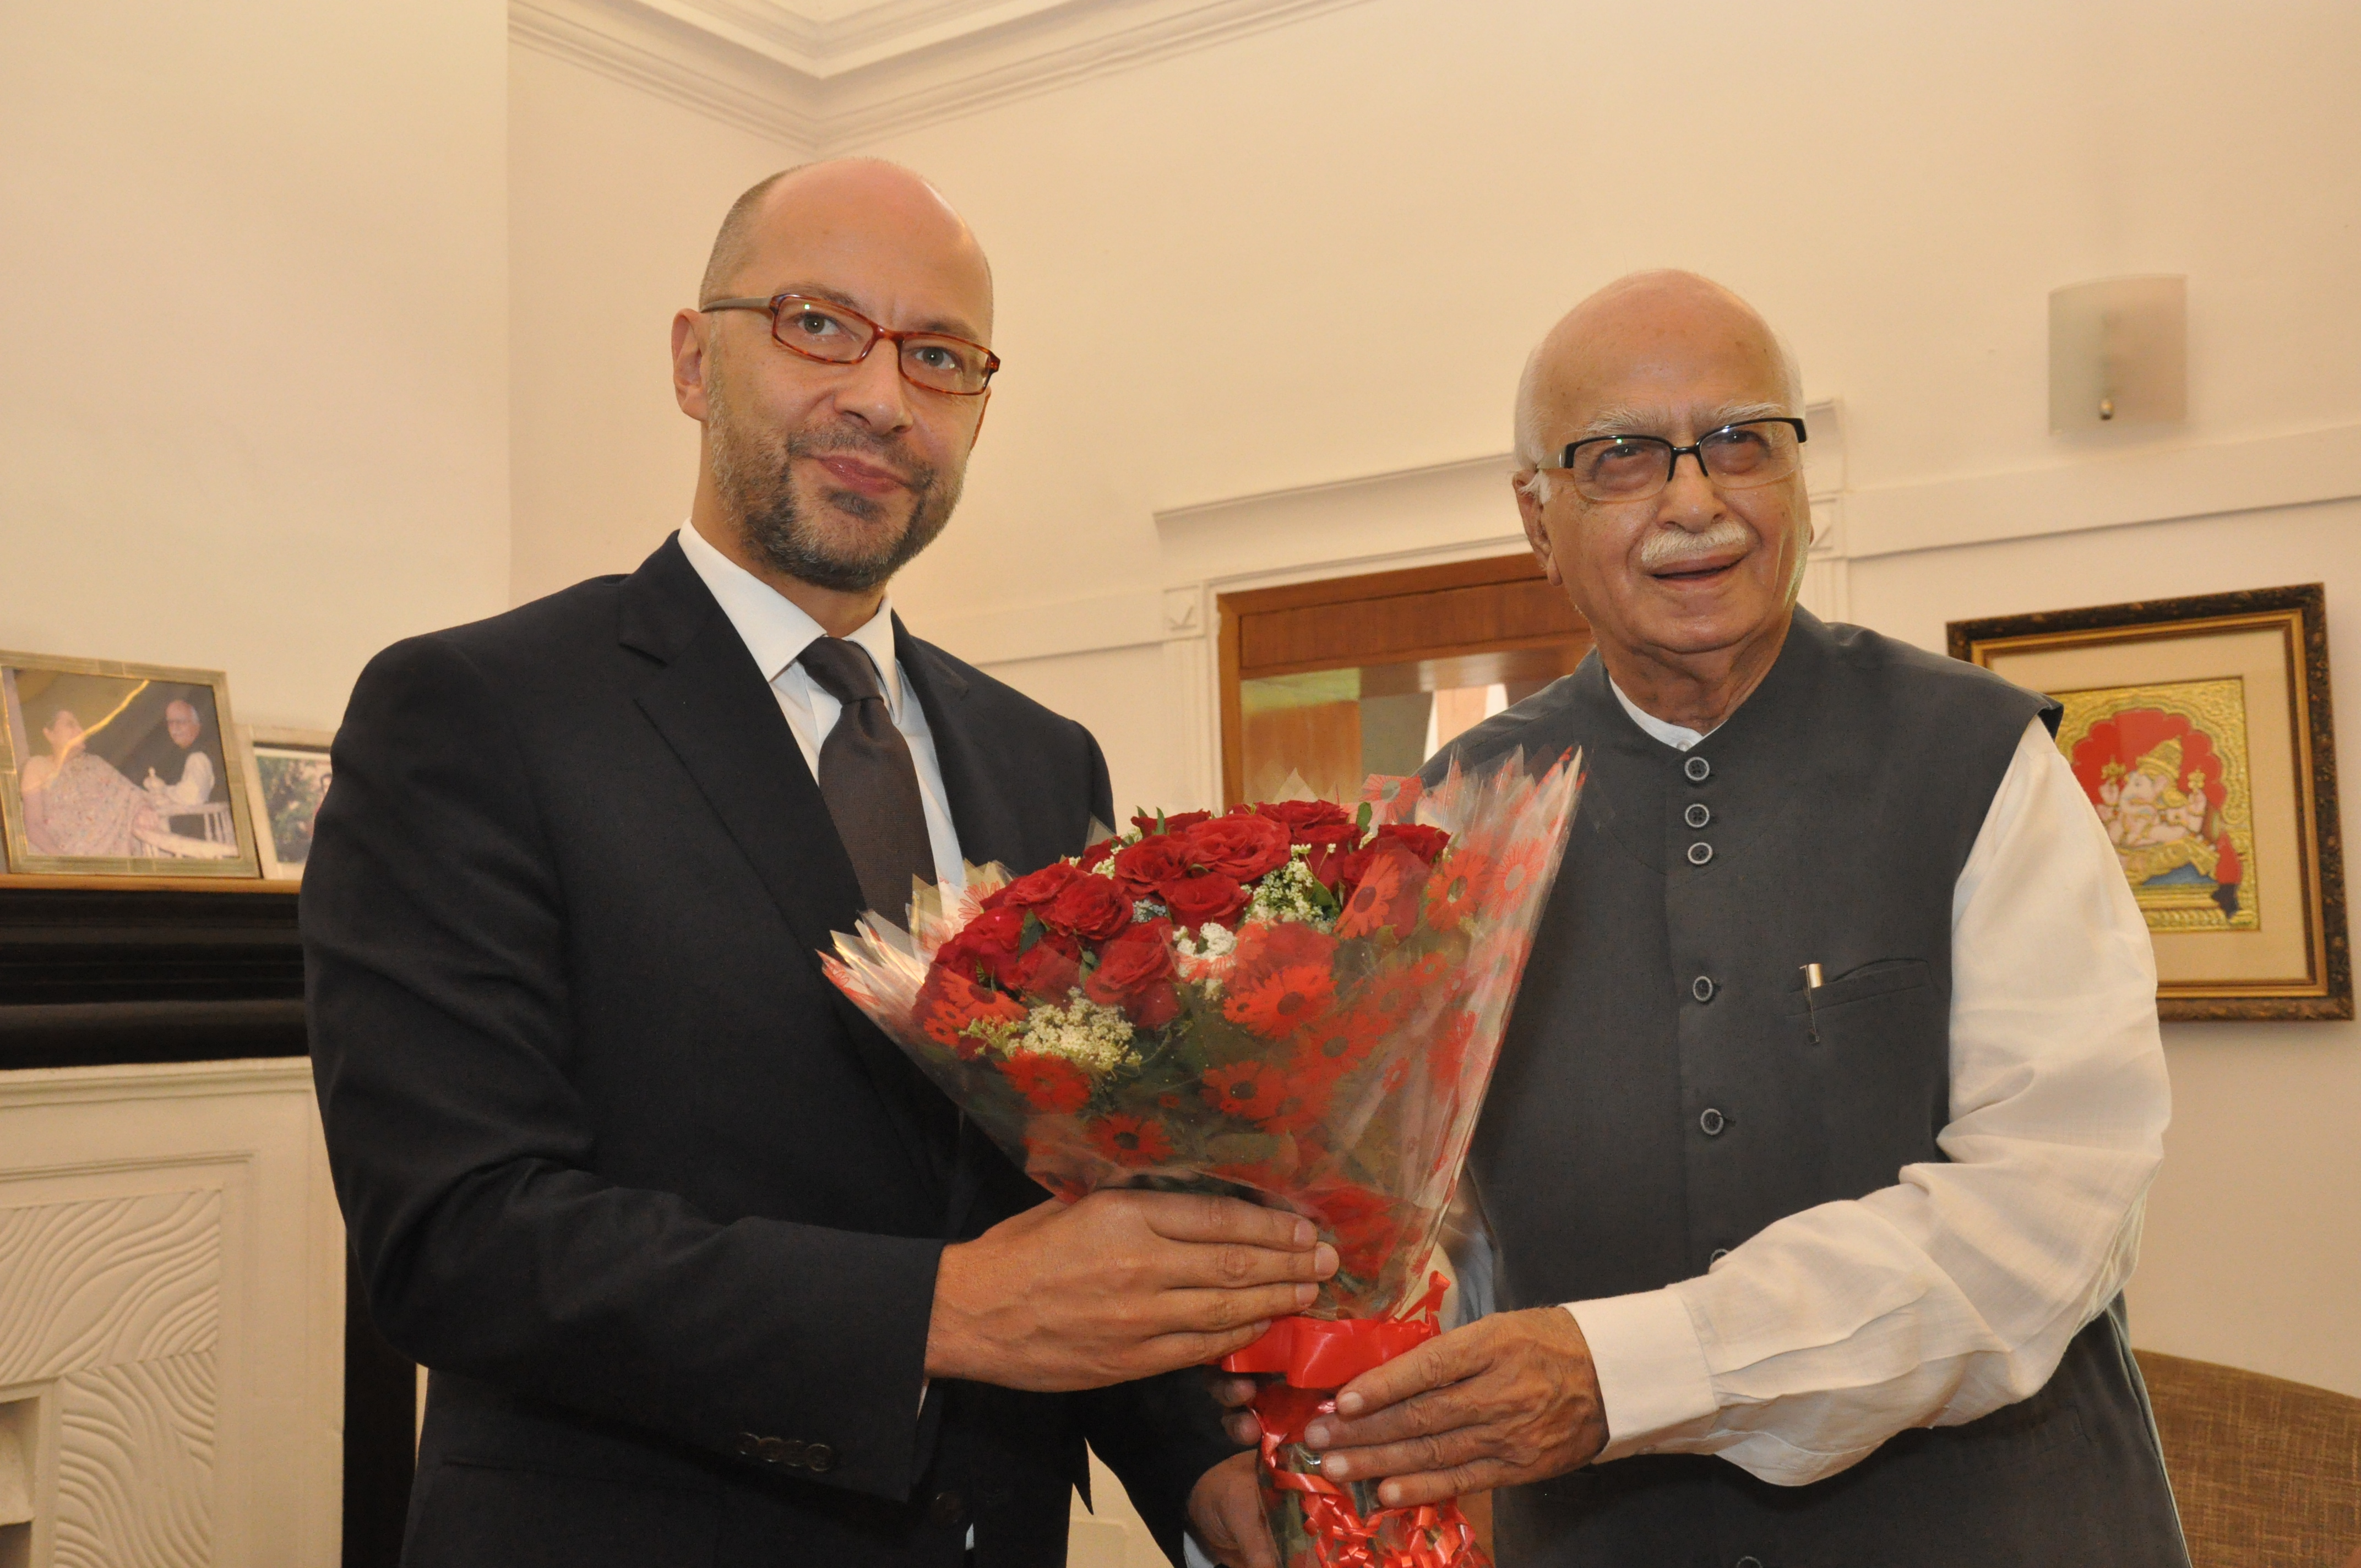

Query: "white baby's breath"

xmin=1246 ymin=847 xmax=1339 ymax=931
xmin=1018 ymin=992 xmax=1140 ymax=1076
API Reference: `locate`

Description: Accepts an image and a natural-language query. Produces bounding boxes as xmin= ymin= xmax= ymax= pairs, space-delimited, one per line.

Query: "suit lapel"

xmin=896 ymin=618 xmax=1025 ymax=872
xmin=622 ymin=539 xmax=947 ymax=1201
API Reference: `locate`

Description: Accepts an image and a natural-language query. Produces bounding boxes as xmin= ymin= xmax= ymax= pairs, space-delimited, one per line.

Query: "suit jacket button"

xmin=928 ymin=1490 xmax=966 ymax=1526
xmin=757 ymin=1436 xmax=788 ymax=1464
xmin=804 ymin=1443 xmax=837 ymax=1473
xmin=782 ymin=1439 xmax=810 ymax=1467
xmin=736 ymin=1433 xmax=764 ymax=1458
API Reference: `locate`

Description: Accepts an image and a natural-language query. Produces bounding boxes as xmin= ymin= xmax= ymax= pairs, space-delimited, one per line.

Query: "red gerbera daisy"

xmin=1085 ymin=1113 xmax=1175 ymax=1166
xmin=1422 ymin=851 xmax=1493 ymax=929
xmin=1201 ymin=1061 xmax=1287 ymax=1120
xmin=1297 ymin=1006 xmax=1385 ymax=1079
xmin=917 ymin=970 xmax=1027 ymax=1057
xmin=1000 ymin=1051 xmax=1091 ymax=1113
xmin=1222 ymin=961 xmax=1335 ymax=1039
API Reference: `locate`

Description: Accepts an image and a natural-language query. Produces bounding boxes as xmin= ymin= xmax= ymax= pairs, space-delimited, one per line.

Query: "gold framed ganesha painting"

xmin=1951 ymin=584 xmax=2348 ymax=1021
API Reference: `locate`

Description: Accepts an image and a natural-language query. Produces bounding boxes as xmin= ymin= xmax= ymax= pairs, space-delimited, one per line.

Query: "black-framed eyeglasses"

xmin=1550 ymin=417 xmax=1808 ymax=503
xmin=699 ymin=292 xmax=1000 ymax=396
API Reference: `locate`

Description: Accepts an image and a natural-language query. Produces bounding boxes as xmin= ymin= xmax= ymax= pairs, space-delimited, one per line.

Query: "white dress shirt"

xmin=147 ymin=748 xmax=216 ymax=807
xmin=1452 ymin=681 xmax=2170 ymax=1488
xmin=677 ymin=522 xmax=965 ymax=890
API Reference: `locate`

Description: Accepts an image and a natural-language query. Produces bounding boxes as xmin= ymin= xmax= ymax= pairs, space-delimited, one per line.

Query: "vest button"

xmin=1685 ymin=802 xmax=1711 ymax=828
xmin=1699 ymin=1107 xmax=1727 ymax=1136
xmin=1684 ymin=755 xmax=1711 ymax=782
xmin=1709 ymin=1247 xmax=1731 ymax=1266
xmin=1687 ymin=842 xmax=1713 ymax=865
xmin=1736 ymin=1558 xmax=1764 ymax=1568
xmin=1691 ymin=975 xmax=1715 ymax=1003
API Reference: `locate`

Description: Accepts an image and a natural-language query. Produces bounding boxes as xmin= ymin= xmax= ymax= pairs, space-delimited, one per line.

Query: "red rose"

xmin=1043 ymin=874 xmax=1134 ymax=942
xmin=983 ymin=859 xmax=1078 ymax=912
xmin=935 ymin=906 xmax=1026 ymax=982
xmin=1375 ymin=823 xmax=1451 ymax=865
xmin=1255 ymin=799 xmax=1354 ymax=845
xmin=1182 ymin=814 xmax=1292 ymax=881
xmin=1305 ymin=836 xmax=1372 ymax=892
xmin=1085 ymin=918 xmax=1180 ymax=1028
xmin=1003 ymin=934 xmax=1082 ymax=999
xmin=1160 ymin=872 xmax=1252 ymax=927
xmin=1112 ymin=835 xmax=1194 ymax=900
xmin=1130 ymin=809 xmax=1213 ymax=837
xmin=1078 ymin=839 xmax=1119 ymax=873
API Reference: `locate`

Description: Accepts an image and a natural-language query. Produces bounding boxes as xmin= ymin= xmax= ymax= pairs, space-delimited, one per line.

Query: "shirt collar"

xmin=1607 ymin=676 xmax=1712 ymax=752
xmin=676 ymin=522 xmax=902 ymax=717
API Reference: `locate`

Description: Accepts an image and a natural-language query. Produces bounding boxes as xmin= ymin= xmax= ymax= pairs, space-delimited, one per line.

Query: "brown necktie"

xmin=798 ymin=636 xmax=935 ymax=922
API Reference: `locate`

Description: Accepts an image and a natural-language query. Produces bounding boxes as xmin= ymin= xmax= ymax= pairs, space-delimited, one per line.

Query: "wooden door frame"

xmin=1217 ymin=554 xmax=1585 ymax=805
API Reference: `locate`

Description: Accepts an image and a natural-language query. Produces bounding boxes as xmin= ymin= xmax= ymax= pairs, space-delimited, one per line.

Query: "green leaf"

xmin=1356 ymin=801 xmax=1373 ymax=830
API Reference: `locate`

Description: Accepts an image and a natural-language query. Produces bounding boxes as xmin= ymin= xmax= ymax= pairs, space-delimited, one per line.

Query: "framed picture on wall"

xmin=1949 ymin=584 xmax=2348 ymax=1021
xmin=240 ymin=725 xmax=334 ymax=881
xmin=0 ymin=650 xmax=262 ymax=878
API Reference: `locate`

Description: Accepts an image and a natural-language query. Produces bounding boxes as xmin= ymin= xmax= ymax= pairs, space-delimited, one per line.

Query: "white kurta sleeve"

xmin=1565 ymin=716 xmax=2169 ymax=1484
xmin=161 ymin=749 xmax=216 ymax=806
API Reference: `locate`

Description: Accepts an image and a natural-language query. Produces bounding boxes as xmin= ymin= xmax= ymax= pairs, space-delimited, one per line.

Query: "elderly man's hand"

xmin=1187 ymin=1451 xmax=1278 ymax=1568
xmin=1298 ymin=1307 xmax=1607 ymax=1507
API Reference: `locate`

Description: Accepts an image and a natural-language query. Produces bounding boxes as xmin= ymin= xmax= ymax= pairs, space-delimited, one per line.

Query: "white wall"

xmin=0 ymin=0 xmax=512 ymax=731
xmin=508 ymin=44 xmax=803 ymax=605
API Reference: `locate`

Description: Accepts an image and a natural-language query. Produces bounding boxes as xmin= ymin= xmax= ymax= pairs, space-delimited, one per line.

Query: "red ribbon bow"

xmin=1218 ymin=1275 xmax=1487 ymax=1568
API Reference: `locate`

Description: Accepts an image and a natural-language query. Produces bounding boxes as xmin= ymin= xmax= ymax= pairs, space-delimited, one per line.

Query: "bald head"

xmin=1514 ymin=271 xmax=1798 ymax=475
xmin=699 ymin=158 xmax=991 ymax=328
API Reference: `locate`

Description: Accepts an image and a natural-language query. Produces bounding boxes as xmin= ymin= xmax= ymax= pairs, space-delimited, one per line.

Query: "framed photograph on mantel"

xmin=0 ymin=650 xmax=262 ymax=879
xmin=1949 ymin=584 xmax=2348 ymax=1021
xmin=240 ymin=725 xmax=334 ymax=882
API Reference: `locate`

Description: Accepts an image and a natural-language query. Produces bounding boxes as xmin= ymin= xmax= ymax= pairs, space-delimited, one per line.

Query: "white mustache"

xmin=1639 ymin=519 xmax=1753 ymax=571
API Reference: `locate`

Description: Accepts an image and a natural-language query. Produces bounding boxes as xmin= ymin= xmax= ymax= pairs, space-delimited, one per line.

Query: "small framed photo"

xmin=0 ymin=651 xmax=262 ymax=879
xmin=1950 ymin=584 xmax=2348 ymax=1021
xmin=240 ymin=725 xmax=334 ymax=881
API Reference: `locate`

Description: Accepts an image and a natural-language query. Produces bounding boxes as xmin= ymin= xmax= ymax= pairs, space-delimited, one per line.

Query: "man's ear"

xmin=1514 ymin=473 xmax=1563 ymax=587
xmin=672 ymin=309 xmax=711 ymax=421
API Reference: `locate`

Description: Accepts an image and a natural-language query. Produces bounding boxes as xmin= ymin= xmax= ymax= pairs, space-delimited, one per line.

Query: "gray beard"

xmin=705 ymin=376 xmax=961 ymax=592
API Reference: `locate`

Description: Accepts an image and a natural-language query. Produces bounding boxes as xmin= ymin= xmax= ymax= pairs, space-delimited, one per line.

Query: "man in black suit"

xmin=304 ymin=159 xmax=1318 ymax=1567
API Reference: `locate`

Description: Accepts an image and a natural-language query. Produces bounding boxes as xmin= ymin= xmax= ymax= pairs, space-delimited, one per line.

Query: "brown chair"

xmin=2134 ymin=1349 xmax=2361 ymax=1567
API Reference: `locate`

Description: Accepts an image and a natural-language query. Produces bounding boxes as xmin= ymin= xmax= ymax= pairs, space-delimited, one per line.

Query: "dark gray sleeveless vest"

xmin=1429 ymin=610 xmax=2188 ymax=1567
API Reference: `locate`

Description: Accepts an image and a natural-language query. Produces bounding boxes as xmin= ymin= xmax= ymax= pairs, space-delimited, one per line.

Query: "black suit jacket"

xmin=303 ymin=535 xmax=1234 ymax=1567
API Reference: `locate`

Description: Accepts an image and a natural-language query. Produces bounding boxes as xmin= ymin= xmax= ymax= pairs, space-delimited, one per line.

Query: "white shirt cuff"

xmin=1564 ymin=1289 xmax=1717 ymax=1461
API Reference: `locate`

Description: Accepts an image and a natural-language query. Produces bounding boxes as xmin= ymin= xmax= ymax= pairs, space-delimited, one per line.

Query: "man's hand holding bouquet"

xmin=825 ymin=751 xmax=1581 ymax=1568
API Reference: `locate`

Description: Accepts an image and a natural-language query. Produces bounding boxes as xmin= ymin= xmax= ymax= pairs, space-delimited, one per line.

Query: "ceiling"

xmin=513 ymin=0 xmax=1372 ymax=149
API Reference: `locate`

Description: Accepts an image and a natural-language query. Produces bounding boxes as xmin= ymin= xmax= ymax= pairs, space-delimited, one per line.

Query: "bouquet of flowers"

xmin=823 ymin=749 xmax=1581 ymax=1568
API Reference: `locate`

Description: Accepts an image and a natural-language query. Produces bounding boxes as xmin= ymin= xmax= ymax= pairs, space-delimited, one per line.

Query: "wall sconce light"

xmin=2049 ymin=275 xmax=2186 ymax=433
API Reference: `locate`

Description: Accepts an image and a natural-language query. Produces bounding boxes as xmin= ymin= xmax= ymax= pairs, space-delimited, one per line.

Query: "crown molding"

xmin=511 ymin=0 xmax=1374 ymax=151
xmin=512 ymin=0 xmax=825 ymax=150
